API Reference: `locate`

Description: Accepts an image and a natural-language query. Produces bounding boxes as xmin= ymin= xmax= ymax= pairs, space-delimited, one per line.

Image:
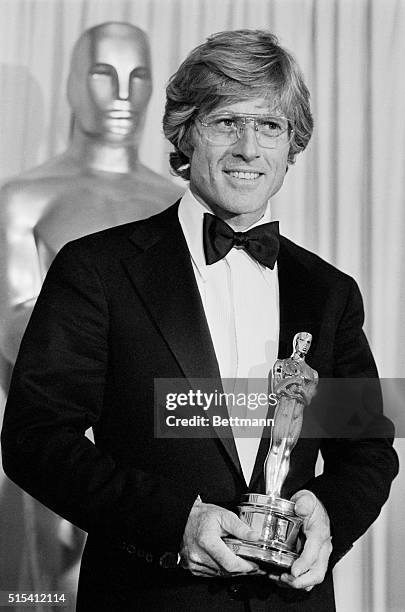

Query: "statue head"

xmin=293 ymin=331 xmax=312 ymax=356
xmin=67 ymin=22 xmax=152 ymax=145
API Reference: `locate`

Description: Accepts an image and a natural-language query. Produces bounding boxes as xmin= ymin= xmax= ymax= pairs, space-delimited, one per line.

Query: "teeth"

xmin=228 ymin=171 xmax=260 ymax=180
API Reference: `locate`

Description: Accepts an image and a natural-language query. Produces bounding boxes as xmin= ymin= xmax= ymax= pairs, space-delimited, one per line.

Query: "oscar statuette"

xmin=223 ymin=332 xmax=318 ymax=570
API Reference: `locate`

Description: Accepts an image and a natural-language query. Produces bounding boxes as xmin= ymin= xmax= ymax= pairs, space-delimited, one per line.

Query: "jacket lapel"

xmin=277 ymin=237 xmax=321 ymax=362
xmin=121 ymin=204 xmax=243 ymax=479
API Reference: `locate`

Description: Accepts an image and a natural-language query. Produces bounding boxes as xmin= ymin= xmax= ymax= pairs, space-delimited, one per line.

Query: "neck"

xmin=189 ymin=188 xmax=269 ymax=231
xmin=218 ymin=211 xmax=265 ymax=231
xmin=69 ymin=125 xmax=141 ymax=174
xmin=292 ymin=351 xmax=305 ymax=361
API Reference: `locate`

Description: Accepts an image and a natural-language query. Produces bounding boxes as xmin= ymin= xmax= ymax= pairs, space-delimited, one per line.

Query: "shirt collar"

xmin=178 ymin=188 xmax=274 ymax=281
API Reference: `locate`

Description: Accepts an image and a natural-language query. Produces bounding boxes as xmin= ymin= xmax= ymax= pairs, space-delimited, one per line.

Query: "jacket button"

xmin=125 ymin=543 xmax=136 ymax=555
xmin=228 ymin=584 xmax=243 ymax=600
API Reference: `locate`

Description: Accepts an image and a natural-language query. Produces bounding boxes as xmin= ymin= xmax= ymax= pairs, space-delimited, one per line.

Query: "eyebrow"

xmin=207 ymin=112 xmax=285 ymax=118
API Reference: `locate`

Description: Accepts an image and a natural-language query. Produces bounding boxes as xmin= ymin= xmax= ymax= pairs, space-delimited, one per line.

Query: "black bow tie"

xmin=203 ymin=213 xmax=280 ymax=269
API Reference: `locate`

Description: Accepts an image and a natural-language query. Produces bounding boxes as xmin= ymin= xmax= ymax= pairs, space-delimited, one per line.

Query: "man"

xmin=1 ymin=30 xmax=398 ymax=611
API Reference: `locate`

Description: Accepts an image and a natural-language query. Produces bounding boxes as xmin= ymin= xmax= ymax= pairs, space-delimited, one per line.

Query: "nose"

xmin=117 ymin=76 xmax=130 ymax=101
xmin=231 ymin=122 xmax=261 ymax=161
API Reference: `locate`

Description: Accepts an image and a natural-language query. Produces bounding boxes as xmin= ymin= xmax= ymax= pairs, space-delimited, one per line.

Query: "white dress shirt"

xmin=178 ymin=189 xmax=279 ymax=484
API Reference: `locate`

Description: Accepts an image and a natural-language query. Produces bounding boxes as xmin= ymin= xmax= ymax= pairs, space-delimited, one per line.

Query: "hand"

xmin=270 ymin=490 xmax=332 ymax=591
xmin=180 ymin=496 xmax=265 ymax=578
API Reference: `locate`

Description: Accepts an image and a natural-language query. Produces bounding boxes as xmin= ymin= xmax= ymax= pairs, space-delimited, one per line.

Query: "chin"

xmin=220 ymin=198 xmax=267 ymax=216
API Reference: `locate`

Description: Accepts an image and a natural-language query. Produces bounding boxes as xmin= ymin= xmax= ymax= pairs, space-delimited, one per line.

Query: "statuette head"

xmin=293 ymin=331 xmax=312 ymax=356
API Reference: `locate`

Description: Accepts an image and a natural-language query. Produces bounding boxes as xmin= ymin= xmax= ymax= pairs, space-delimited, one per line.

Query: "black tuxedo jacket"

xmin=2 ymin=203 xmax=398 ymax=611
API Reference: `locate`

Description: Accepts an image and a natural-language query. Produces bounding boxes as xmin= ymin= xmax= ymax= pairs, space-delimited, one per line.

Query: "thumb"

xmin=220 ymin=510 xmax=261 ymax=542
xmin=291 ymin=489 xmax=317 ymax=519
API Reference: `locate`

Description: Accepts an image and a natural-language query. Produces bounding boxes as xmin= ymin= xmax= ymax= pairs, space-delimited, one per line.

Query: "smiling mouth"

xmin=225 ymin=170 xmax=262 ymax=180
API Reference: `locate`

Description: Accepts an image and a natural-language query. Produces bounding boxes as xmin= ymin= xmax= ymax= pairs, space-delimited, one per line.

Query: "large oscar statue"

xmin=0 ymin=21 xmax=183 ymax=366
xmin=224 ymin=332 xmax=318 ymax=570
xmin=0 ymin=22 xmax=182 ymax=603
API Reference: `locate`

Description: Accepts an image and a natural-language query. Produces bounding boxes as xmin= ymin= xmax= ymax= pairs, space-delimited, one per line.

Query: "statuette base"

xmin=223 ymin=494 xmax=302 ymax=570
xmin=223 ymin=538 xmax=299 ymax=570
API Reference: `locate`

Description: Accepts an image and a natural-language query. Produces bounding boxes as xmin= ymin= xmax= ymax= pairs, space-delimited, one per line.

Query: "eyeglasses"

xmin=197 ymin=113 xmax=293 ymax=148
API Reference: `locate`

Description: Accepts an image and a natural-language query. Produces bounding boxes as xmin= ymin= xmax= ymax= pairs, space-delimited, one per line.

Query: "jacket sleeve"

xmin=1 ymin=241 xmax=198 ymax=552
xmin=305 ymin=277 xmax=399 ymax=566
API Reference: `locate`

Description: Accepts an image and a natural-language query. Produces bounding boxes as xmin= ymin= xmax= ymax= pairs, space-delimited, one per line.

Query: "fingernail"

xmin=280 ymin=573 xmax=293 ymax=583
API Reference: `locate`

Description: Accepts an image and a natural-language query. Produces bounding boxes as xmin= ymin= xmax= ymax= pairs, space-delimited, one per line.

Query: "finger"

xmin=188 ymin=565 xmax=221 ymax=577
xmin=291 ymin=490 xmax=317 ymax=519
xmin=290 ymin=532 xmax=325 ymax=577
xmin=219 ymin=568 xmax=265 ymax=578
xmin=180 ymin=545 xmax=222 ymax=573
xmin=267 ymin=573 xmax=291 ymax=589
xmin=219 ymin=510 xmax=261 ymax=543
xmin=278 ymin=579 xmax=313 ymax=592
xmin=203 ymin=536 xmax=263 ymax=574
xmin=188 ymin=555 xmax=222 ymax=572
xmin=280 ymin=540 xmax=332 ymax=589
xmin=280 ymin=567 xmax=321 ymax=590
xmin=291 ymin=513 xmax=331 ymax=578
xmin=182 ymin=552 xmax=223 ymax=577
xmin=188 ymin=560 xmax=264 ymax=578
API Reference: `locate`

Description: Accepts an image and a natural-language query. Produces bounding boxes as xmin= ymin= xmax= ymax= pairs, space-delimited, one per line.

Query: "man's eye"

xmin=260 ymin=119 xmax=286 ymax=133
xmin=214 ymin=117 xmax=236 ymax=129
xmin=262 ymin=120 xmax=282 ymax=131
